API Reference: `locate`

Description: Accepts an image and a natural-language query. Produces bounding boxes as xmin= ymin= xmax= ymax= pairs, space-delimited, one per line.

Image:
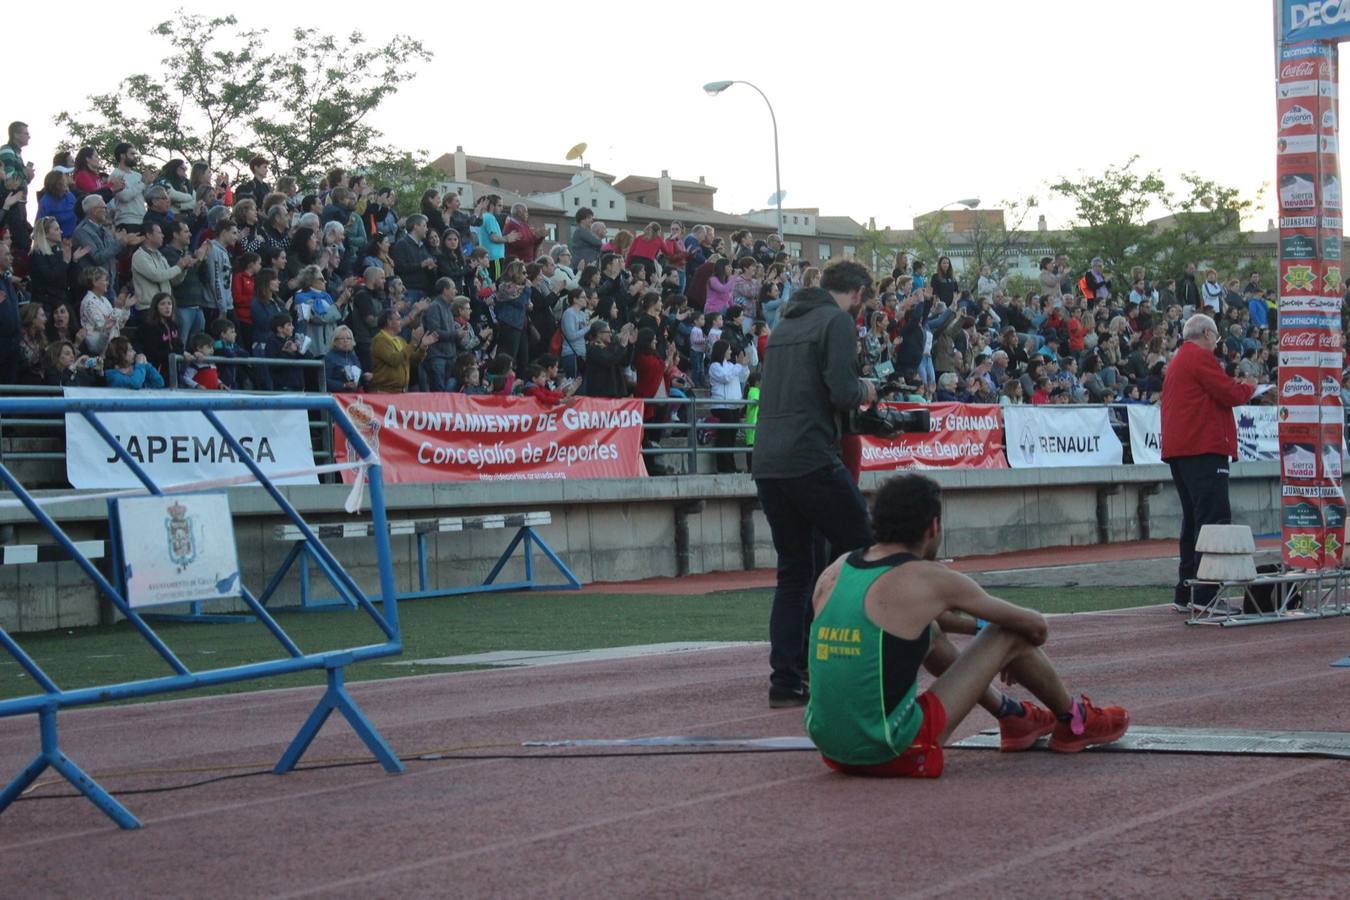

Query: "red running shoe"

xmin=1048 ymin=695 xmax=1130 ymax=754
xmin=999 ymin=701 xmax=1057 ymax=752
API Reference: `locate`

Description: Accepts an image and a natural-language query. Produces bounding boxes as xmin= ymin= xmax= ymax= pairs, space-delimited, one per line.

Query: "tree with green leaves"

xmin=961 ymin=196 xmax=1039 ymax=285
xmin=55 ymin=14 xmax=270 ymax=170
xmin=908 ymin=214 xmax=949 ymax=270
xmin=1050 ymin=156 xmax=1262 ymax=283
xmin=251 ymin=28 xmax=431 ymax=183
xmin=855 ymin=220 xmax=898 ymax=277
xmin=53 ymin=12 xmax=431 ymax=187
xmin=359 ymin=152 xmax=446 ymax=218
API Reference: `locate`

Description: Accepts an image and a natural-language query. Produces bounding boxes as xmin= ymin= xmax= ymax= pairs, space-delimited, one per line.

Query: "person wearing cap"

xmin=36 ymin=168 xmax=78 ymax=237
xmin=238 ymin=156 xmax=272 ymax=209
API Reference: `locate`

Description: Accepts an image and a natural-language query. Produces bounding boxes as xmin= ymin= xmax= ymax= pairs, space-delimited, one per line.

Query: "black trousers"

xmin=496 ymin=323 xmax=528 ymax=375
xmin=756 ymin=463 xmax=873 ymax=691
xmin=712 ymin=407 xmax=743 ymax=473
xmin=1169 ymin=454 xmax=1232 ymax=605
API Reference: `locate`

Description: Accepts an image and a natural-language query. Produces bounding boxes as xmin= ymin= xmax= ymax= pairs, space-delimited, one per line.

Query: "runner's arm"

xmin=934 ymin=569 xmax=1048 ymax=645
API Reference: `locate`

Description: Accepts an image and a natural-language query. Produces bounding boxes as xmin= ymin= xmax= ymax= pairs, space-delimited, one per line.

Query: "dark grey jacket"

xmin=751 ymin=288 xmax=868 ymax=479
xmin=568 ymin=225 xmax=604 ymax=267
xmin=420 ymin=297 xmax=461 ymax=359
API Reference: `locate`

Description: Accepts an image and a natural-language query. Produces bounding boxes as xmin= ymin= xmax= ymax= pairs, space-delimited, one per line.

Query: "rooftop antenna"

xmin=565 ymin=142 xmax=588 ymax=166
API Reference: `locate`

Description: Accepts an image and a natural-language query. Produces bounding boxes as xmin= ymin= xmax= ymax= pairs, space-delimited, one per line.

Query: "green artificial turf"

xmin=0 ymin=586 xmax=1159 ymax=704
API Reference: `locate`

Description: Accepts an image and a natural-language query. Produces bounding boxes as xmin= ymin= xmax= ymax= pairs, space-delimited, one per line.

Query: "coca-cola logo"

xmin=1279 ymin=330 xmax=1341 ymax=350
xmin=1282 ymin=60 xmax=1316 ymax=79
xmin=1281 ymin=331 xmax=1317 ymax=348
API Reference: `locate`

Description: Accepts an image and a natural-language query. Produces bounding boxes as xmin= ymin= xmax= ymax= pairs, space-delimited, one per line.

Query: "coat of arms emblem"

xmin=165 ymin=500 xmax=197 ymax=571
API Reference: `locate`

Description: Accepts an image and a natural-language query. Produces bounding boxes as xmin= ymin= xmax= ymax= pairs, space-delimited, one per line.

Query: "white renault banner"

xmin=1003 ymin=406 xmax=1123 ymax=468
xmin=1126 ymin=405 xmax=1163 ymax=465
xmin=63 ymin=388 xmax=318 ymax=489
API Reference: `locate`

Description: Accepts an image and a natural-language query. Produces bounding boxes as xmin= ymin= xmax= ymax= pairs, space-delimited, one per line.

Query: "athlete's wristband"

xmin=975 ymin=617 xmax=988 ymax=633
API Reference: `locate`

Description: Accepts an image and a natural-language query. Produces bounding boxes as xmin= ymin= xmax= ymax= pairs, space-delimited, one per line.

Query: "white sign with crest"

xmin=116 ymin=493 xmax=242 ymax=608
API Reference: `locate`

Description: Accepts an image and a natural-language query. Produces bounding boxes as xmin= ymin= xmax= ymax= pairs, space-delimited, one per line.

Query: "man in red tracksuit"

xmin=1160 ymin=313 xmax=1258 ymax=613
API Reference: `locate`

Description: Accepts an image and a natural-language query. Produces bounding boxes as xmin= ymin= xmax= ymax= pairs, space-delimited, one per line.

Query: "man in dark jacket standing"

xmin=753 ymin=259 xmax=877 ymax=707
xmin=1175 ymin=263 xmax=1201 ymax=312
xmin=1160 ymin=313 xmax=1257 ymax=614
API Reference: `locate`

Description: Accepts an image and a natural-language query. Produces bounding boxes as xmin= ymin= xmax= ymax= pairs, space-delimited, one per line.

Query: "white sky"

xmin=8 ymin=0 xmax=1290 ymax=230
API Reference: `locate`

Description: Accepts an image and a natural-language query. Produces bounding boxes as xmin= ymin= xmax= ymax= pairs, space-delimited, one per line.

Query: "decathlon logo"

xmin=1281 ymin=104 xmax=1315 ymax=129
xmin=1287 ymin=1 xmax=1350 ymax=39
xmin=1283 ymin=374 xmax=1317 ymax=397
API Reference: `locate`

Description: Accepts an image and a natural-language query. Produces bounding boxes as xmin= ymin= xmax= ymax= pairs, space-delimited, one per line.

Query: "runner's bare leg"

xmin=926 ymin=615 xmax=1004 ymax=716
xmin=927 ymin=625 xmax=1074 ymax=744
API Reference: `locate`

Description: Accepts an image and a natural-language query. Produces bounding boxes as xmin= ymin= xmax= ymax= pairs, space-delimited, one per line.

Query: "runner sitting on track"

xmin=805 ymin=473 xmax=1130 ymax=777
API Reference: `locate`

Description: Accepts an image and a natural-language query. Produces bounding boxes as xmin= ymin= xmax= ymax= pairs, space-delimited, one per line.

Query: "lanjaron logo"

xmin=1281 ymin=104 xmax=1315 ymax=128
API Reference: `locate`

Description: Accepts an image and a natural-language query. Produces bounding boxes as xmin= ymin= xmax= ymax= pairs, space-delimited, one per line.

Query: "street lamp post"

xmin=704 ymin=80 xmax=783 ymax=240
xmin=940 ymin=198 xmax=981 ymax=213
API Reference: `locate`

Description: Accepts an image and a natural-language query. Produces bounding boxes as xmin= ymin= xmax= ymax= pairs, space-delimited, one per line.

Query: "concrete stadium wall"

xmin=0 ymin=463 xmax=1284 ymax=634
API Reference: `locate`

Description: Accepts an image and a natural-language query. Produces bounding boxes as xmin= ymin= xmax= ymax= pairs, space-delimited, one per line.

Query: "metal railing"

xmin=0 ymin=378 xmax=337 ymax=475
xmin=638 ymin=395 xmax=757 ymax=474
xmin=0 ymin=384 xmax=1330 ymax=483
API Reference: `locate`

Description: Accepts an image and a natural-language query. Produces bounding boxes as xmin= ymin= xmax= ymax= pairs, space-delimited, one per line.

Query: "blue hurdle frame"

xmin=258 ymin=520 xmax=582 ymax=613
xmin=0 ymin=395 xmax=403 ymax=830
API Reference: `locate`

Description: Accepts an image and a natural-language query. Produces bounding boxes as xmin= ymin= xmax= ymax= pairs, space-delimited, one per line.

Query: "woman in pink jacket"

xmin=704 ymin=258 xmax=735 ymax=315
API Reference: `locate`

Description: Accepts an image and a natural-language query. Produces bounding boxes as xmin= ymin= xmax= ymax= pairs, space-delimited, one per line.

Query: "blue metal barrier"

xmin=0 ymin=394 xmax=403 ymax=830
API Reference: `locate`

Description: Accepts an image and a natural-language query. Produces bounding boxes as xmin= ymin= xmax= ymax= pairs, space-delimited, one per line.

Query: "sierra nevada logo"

xmin=1280 ymin=174 xmax=1316 ymax=209
xmin=1281 ymin=104 xmax=1315 ymax=129
xmin=1283 ymin=264 xmax=1317 ymax=292
xmin=165 ymin=500 xmax=196 ymax=572
xmin=1322 ymin=264 xmax=1342 ymax=294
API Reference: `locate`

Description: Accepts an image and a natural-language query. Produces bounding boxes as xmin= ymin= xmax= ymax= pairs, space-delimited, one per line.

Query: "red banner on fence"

xmin=332 ymin=393 xmax=646 ymax=483
xmin=857 ymin=403 xmax=1008 ymax=471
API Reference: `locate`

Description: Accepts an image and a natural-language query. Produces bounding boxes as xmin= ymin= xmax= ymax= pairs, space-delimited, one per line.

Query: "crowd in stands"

xmin=869 ymin=254 xmax=1286 ymax=408
xmin=0 ymin=119 xmax=1308 ymax=443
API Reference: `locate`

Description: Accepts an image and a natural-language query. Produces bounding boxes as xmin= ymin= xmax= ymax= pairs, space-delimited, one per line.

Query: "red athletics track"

xmin=1 ymin=602 xmax=1346 ymax=896
xmin=578 ymin=537 xmax=1284 ymax=595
